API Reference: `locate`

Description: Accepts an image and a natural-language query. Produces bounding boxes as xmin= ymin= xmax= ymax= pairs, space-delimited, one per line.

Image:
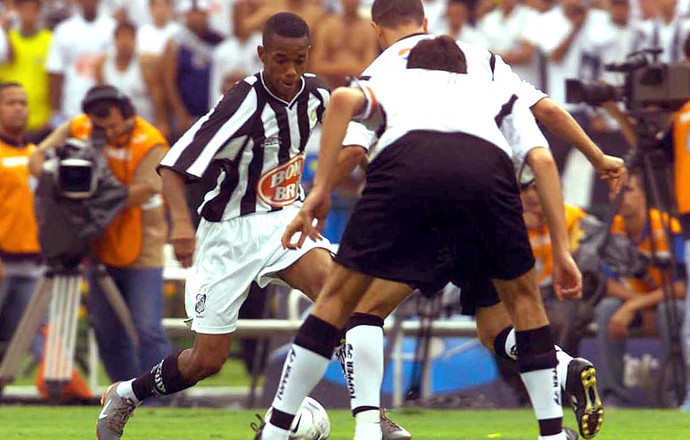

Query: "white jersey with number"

xmin=343 ymin=33 xmax=549 ymax=165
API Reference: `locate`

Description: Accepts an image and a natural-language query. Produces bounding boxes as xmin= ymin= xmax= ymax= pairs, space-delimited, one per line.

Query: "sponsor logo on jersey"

xmin=257 ymin=154 xmax=305 ymax=207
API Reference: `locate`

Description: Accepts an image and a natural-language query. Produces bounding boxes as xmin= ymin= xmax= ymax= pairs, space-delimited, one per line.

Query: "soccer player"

xmin=311 ymin=1 xmax=617 ymax=439
xmin=94 ymin=12 xmax=405 ymax=440
xmin=256 ymin=35 xmax=583 ymax=440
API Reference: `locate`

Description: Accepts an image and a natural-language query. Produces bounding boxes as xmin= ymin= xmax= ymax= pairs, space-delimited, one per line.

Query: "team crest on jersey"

xmin=309 ymin=108 xmax=318 ymax=128
xmin=257 ymin=154 xmax=305 ymax=207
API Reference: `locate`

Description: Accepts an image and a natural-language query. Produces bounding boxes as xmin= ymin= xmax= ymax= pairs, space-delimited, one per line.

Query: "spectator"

xmin=29 ymin=85 xmax=172 ymax=382
xmin=521 ymin=179 xmax=590 ymax=354
xmin=527 ymin=0 xmax=612 ymax=209
xmin=594 ymin=174 xmax=686 ymax=407
xmin=162 ymin=0 xmax=223 ymax=138
xmin=211 ymin=30 xmax=261 ymax=96
xmin=0 ymin=82 xmax=43 ymax=366
xmin=438 ymin=0 xmax=488 ymax=49
xmin=237 ymin=0 xmax=325 ymax=38
xmin=0 ymin=0 xmax=52 ymax=143
xmin=634 ymin=0 xmax=659 ymax=21
xmin=632 ymin=0 xmax=690 ymax=63
xmin=422 ymin=0 xmax=448 ymax=34
xmin=45 ymin=0 xmax=115 ymax=122
xmin=310 ymin=0 xmax=377 ymax=88
xmin=136 ymin=0 xmax=182 ymax=57
xmin=95 ymin=22 xmax=168 ymax=138
xmin=478 ymin=0 xmax=541 ymax=89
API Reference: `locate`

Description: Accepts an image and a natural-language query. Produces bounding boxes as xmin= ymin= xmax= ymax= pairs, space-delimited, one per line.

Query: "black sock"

xmin=131 ymin=350 xmax=197 ymax=401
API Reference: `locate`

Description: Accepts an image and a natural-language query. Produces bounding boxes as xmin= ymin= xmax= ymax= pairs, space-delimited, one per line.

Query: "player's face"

xmin=89 ymin=107 xmax=133 ymax=146
xmin=520 ymin=184 xmax=543 ymax=217
xmin=258 ymin=35 xmax=310 ymax=102
xmin=0 ymin=86 xmax=28 ymax=132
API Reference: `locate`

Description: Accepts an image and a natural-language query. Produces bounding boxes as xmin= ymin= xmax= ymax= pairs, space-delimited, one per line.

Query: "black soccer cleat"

xmin=564 ymin=427 xmax=579 ymax=440
xmin=250 ymin=414 xmax=266 ymax=439
xmin=565 ymin=358 xmax=604 ymax=439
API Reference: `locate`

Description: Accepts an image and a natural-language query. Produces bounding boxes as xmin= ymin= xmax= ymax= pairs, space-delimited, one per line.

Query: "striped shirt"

xmin=342 ymin=33 xmax=549 ymax=165
xmin=160 ymin=72 xmax=329 ymax=222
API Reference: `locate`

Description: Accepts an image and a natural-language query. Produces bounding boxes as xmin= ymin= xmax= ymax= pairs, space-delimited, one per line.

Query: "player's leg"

xmin=276 ymin=247 xmax=332 ymax=301
xmin=260 ymin=263 xmax=373 ymax=440
xmin=344 ymin=279 xmax=413 ymax=440
xmin=476 ymin=301 xmax=603 ymax=438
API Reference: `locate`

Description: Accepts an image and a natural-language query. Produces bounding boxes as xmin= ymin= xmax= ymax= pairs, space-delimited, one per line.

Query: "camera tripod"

xmin=599 ymin=111 xmax=687 ymax=406
xmin=0 ymin=261 xmax=139 ymax=401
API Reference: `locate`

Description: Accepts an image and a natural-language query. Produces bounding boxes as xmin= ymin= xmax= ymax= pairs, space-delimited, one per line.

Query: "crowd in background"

xmin=0 ymin=0 xmax=689 ymax=409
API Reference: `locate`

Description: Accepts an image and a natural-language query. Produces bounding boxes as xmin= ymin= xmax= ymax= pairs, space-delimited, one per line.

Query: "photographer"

xmin=28 ymin=85 xmax=172 ymax=382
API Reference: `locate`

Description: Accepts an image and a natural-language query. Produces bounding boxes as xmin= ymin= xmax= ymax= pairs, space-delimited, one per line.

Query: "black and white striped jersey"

xmin=159 ymin=72 xmax=329 ymax=222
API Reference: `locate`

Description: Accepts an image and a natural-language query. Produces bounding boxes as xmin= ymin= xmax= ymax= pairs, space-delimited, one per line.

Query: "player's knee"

xmin=190 ymin=353 xmax=226 ymax=378
xmin=303 ymin=263 xmax=330 ymax=299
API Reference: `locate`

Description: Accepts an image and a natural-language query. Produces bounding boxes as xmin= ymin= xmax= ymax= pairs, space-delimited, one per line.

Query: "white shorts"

xmin=185 ymin=205 xmax=333 ymax=334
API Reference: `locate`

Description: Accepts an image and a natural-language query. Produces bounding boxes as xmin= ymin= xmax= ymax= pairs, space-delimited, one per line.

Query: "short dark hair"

xmin=115 ymin=21 xmax=137 ymax=38
xmin=371 ymin=0 xmax=424 ymax=28
xmin=262 ymin=12 xmax=310 ymax=47
xmin=0 ymin=82 xmax=23 ymax=102
xmin=407 ymin=36 xmax=467 ymax=74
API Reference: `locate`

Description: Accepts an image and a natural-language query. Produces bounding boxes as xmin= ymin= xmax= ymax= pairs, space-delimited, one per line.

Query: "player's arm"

xmin=531 ymin=97 xmax=624 ymax=180
xmin=159 ymin=166 xmax=195 ymax=267
xmin=526 ymin=147 xmax=582 ymax=299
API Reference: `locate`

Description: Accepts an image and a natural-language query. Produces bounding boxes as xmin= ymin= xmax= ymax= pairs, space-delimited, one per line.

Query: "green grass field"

xmin=0 ymin=406 xmax=689 ymax=439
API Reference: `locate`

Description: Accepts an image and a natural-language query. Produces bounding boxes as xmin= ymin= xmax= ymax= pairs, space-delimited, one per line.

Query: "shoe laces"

xmin=380 ymin=408 xmax=403 ymax=431
xmin=107 ymin=398 xmax=137 ymax=434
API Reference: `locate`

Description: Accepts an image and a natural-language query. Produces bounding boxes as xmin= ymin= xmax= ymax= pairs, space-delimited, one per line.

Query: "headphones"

xmin=81 ymin=85 xmax=136 ymax=119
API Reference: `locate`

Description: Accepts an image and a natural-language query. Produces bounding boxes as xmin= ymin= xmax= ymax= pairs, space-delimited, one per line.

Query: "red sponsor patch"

xmin=257 ymin=154 xmax=305 ymax=207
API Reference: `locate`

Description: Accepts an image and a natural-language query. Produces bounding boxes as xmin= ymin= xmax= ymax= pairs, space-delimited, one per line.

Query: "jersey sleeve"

xmin=159 ymin=79 xmax=256 ymax=180
xmin=491 ymin=54 xmax=547 ymax=107
xmin=501 ymin=98 xmax=550 ymax=166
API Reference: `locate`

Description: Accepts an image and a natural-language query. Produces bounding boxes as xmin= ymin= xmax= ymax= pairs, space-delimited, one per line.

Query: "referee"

xmin=257 ymin=36 xmax=581 ymax=440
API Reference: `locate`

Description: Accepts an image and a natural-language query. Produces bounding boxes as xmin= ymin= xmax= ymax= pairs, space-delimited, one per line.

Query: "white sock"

xmin=539 ymin=431 xmax=567 ymax=440
xmin=346 ymin=325 xmax=384 ymax=415
xmin=354 ymin=421 xmax=382 ymax=440
xmin=504 ymin=328 xmax=518 ymax=361
xmin=116 ymin=380 xmax=139 ymax=404
xmin=271 ymin=344 xmax=331 ymax=416
xmin=521 ymin=368 xmax=564 ymax=421
xmin=555 ymin=346 xmax=573 ymax=391
xmin=260 ymin=422 xmax=290 ymax=440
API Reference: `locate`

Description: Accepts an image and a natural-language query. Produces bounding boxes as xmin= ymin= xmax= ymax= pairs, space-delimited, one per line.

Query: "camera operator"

xmin=0 ymin=82 xmax=43 ymax=364
xmin=594 ymin=172 xmax=686 ymax=407
xmin=28 ymin=85 xmax=172 ymax=382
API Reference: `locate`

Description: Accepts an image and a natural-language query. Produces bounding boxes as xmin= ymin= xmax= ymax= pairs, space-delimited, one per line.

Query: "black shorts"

xmin=335 ymin=130 xmax=535 ymax=290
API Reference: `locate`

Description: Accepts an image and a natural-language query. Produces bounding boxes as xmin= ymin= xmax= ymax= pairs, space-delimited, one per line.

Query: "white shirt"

xmin=210 ymin=33 xmax=262 ymax=102
xmin=102 ymin=55 xmax=154 ymax=123
xmin=437 ymin=24 xmax=489 ymax=51
xmin=632 ymin=16 xmax=690 ymax=63
xmin=343 ymin=33 xmax=548 ymax=165
xmin=45 ymin=13 xmax=116 ymax=118
xmin=478 ymin=5 xmax=542 ymax=89
xmin=137 ymin=21 xmax=184 ymax=57
xmin=356 ymin=69 xmax=518 ymax=163
xmin=528 ymin=7 xmax=613 ymax=108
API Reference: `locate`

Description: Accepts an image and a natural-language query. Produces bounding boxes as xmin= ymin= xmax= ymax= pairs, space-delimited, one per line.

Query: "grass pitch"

xmin=0 ymin=406 xmax=689 ymax=440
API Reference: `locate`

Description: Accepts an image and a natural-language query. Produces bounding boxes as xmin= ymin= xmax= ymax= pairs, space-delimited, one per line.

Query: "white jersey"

xmin=355 ymin=69 xmax=518 ymax=163
xmin=343 ymin=33 xmax=548 ymax=165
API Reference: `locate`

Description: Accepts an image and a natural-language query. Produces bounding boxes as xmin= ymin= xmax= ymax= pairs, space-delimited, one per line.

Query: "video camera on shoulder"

xmin=566 ymin=48 xmax=690 ymax=111
xmin=53 ymin=138 xmax=99 ymax=200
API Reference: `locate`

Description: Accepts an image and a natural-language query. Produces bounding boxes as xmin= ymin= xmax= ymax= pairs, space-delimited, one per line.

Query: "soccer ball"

xmin=265 ymin=396 xmax=331 ymax=440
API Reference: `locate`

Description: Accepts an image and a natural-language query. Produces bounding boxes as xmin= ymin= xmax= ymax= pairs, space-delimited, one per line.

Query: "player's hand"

xmin=552 ymin=251 xmax=582 ymax=301
xmin=282 ymin=188 xmax=331 ymax=249
xmin=170 ymin=219 xmax=196 ymax=268
xmin=593 ymin=154 xmax=626 ymax=182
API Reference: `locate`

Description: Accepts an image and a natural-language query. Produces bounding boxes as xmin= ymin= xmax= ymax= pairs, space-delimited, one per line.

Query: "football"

xmin=266 ymin=397 xmax=331 ymax=440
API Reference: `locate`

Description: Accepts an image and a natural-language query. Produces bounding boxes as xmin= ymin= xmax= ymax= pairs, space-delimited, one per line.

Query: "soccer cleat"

xmin=250 ymin=414 xmax=266 ymax=440
xmin=565 ymin=358 xmax=604 ymax=439
xmin=96 ymin=382 xmax=139 ymax=440
xmin=564 ymin=427 xmax=579 ymax=440
xmin=381 ymin=408 xmax=412 ymax=440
